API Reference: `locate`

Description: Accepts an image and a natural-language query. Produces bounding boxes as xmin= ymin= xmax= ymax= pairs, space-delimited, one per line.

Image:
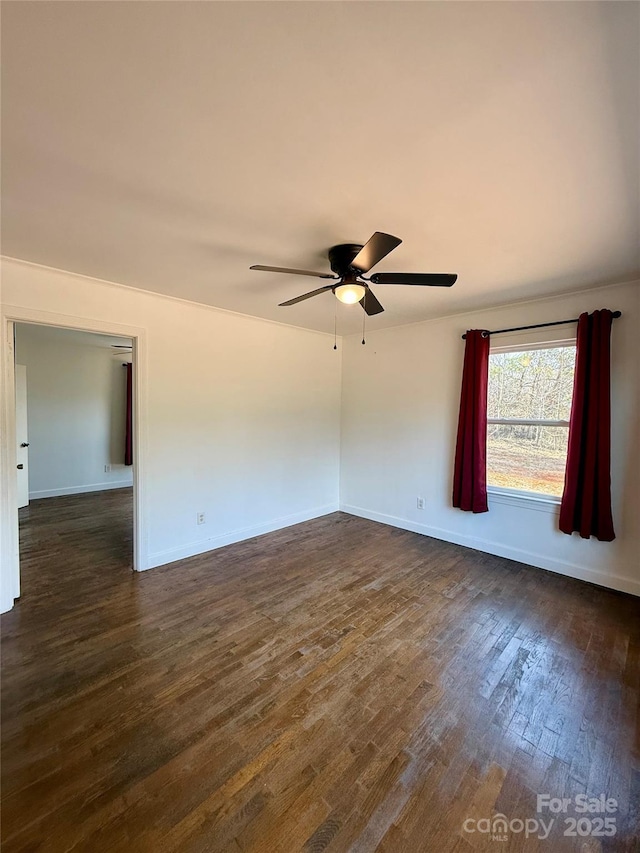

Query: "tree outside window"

xmin=487 ymin=344 xmax=576 ymax=498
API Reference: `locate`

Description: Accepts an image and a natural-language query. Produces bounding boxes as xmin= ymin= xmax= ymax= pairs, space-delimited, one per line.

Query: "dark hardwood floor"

xmin=1 ymin=490 xmax=638 ymax=852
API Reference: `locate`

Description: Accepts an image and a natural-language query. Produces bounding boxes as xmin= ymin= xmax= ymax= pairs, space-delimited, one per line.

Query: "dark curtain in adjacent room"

xmin=559 ymin=310 xmax=615 ymax=541
xmin=125 ymin=363 xmax=133 ymax=466
xmin=452 ymin=329 xmax=490 ymax=513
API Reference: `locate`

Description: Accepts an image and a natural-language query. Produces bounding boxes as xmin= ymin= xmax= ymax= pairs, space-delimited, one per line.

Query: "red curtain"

xmin=559 ymin=310 xmax=615 ymax=540
xmin=453 ymin=330 xmax=490 ymax=512
xmin=125 ymin=363 xmax=133 ymax=467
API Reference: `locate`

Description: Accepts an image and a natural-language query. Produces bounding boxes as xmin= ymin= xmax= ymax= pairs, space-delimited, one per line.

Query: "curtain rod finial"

xmin=461 ymin=330 xmax=489 ymax=340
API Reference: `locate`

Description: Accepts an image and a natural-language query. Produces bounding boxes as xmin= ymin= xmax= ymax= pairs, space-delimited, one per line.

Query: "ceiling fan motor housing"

xmin=328 ymin=244 xmax=365 ymax=277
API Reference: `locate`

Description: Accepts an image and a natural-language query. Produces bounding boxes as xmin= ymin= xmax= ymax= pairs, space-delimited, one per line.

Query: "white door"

xmin=15 ymin=364 xmax=29 ymax=509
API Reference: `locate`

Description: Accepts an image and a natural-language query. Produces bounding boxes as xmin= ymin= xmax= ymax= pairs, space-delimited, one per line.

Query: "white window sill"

xmin=487 ymin=488 xmax=561 ymax=514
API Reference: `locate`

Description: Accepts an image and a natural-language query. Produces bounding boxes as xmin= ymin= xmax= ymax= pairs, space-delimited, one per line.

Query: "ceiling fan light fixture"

xmin=335 ymin=283 xmax=366 ymax=304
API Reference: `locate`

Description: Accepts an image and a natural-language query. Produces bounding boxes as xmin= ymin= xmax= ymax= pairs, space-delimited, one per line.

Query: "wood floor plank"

xmin=2 ymin=489 xmax=638 ymax=852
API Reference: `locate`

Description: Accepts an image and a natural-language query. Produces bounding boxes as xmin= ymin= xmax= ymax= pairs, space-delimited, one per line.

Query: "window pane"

xmin=488 ymin=346 xmax=576 ymax=421
xmin=487 ymin=424 xmax=569 ymax=497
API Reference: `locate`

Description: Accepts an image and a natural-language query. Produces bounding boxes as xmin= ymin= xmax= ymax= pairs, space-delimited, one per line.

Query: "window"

xmin=487 ymin=343 xmax=576 ymax=499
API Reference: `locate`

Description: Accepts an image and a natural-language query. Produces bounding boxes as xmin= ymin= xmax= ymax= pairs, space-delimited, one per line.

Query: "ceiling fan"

xmin=250 ymin=231 xmax=457 ymax=315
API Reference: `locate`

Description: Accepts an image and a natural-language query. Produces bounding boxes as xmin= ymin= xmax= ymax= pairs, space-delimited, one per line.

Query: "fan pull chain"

xmin=334 ymin=299 xmax=338 ymax=350
xmin=362 ymin=299 xmax=366 ymax=345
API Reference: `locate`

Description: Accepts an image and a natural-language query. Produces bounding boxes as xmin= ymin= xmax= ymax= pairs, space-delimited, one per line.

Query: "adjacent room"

xmin=1 ymin=2 xmax=638 ymax=852
xmin=13 ymin=324 xmax=135 ymax=603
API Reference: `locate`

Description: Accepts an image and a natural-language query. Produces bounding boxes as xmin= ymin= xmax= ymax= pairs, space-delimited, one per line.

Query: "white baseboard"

xmin=340 ymin=503 xmax=640 ymax=598
xmin=144 ymin=502 xmax=340 ymax=571
xmin=29 ymin=481 xmax=133 ymax=500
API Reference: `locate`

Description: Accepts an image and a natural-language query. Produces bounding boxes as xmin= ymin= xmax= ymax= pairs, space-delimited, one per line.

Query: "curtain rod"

xmin=461 ymin=310 xmax=621 ymax=340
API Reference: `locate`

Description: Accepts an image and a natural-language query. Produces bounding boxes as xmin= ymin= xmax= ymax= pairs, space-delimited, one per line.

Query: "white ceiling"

xmin=2 ymin=2 xmax=638 ymax=334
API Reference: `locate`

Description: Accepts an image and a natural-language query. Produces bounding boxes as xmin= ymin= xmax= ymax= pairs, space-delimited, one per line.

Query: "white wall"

xmin=15 ymin=325 xmax=134 ymax=499
xmin=1 ymin=258 xmax=342 ymax=611
xmin=340 ymin=281 xmax=640 ymax=596
xmin=2 ymin=258 xmax=637 ymax=613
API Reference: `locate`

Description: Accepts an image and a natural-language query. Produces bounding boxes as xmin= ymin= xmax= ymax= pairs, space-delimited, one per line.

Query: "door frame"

xmin=1 ymin=306 xmax=147 ymax=613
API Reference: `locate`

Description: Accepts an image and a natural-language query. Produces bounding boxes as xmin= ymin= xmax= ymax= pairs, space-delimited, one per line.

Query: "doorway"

xmin=0 ymin=310 xmax=145 ymax=613
xmin=14 ymin=324 xmax=135 ymax=601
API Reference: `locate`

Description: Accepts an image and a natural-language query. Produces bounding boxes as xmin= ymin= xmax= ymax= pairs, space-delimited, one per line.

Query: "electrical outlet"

xmin=417 ymin=497 xmax=425 ymax=510
xmin=104 ymin=464 xmax=111 ymax=473
xmin=197 ymin=512 xmax=205 ymax=525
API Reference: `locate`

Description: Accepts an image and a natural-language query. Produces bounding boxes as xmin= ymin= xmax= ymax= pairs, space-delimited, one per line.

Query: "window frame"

xmin=486 ymin=337 xmax=576 ymax=507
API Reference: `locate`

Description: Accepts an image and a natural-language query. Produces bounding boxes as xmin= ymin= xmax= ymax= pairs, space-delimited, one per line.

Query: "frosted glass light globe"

xmin=335 ymin=283 xmax=366 ymax=304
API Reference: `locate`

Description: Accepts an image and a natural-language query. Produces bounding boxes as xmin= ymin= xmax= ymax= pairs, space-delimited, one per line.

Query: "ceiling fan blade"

xmin=250 ymin=265 xmax=336 ymax=279
xmin=350 ymin=232 xmax=402 ymax=274
xmin=279 ymin=285 xmax=335 ymax=306
xmin=360 ymin=287 xmax=384 ymax=316
xmin=370 ymin=272 xmax=457 ymax=287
